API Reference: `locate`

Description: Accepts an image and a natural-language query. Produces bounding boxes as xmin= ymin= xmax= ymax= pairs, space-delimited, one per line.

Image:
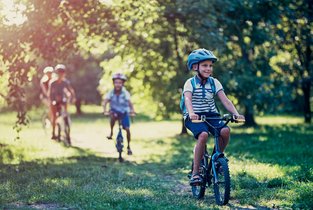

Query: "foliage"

xmin=0 ymin=0 xmax=312 ymax=126
xmin=273 ymin=0 xmax=313 ymax=122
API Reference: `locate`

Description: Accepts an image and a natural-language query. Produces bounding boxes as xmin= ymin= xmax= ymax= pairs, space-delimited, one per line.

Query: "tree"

xmin=178 ymin=0 xmax=282 ymax=126
xmin=0 ymin=0 xmax=119 ymax=128
xmin=275 ymin=0 xmax=313 ymax=123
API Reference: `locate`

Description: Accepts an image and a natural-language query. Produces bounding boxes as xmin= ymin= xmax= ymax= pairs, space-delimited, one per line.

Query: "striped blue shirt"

xmin=183 ymin=76 xmax=223 ymax=116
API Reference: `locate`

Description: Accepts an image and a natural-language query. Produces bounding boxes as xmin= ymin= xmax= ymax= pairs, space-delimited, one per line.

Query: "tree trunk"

xmin=181 ymin=117 xmax=188 ymax=134
xmin=302 ymin=77 xmax=312 ymax=123
xmin=244 ymin=104 xmax=257 ymax=127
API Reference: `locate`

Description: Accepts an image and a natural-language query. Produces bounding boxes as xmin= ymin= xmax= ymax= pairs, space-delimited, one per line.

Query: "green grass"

xmin=0 ymin=106 xmax=313 ymax=209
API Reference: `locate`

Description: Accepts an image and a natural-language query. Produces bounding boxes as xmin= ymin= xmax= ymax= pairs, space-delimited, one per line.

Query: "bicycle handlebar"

xmin=191 ymin=114 xmax=245 ymax=124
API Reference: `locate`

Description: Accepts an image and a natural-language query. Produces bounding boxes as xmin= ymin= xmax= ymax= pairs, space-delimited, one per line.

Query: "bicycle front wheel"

xmin=213 ymin=157 xmax=230 ymax=205
xmin=191 ymin=159 xmax=207 ymax=199
xmin=64 ymin=116 xmax=71 ymax=145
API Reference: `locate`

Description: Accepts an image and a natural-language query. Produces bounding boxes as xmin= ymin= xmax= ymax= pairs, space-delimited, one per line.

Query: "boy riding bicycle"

xmin=40 ymin=66 xmax=54 ymax=122
xmin=182 ymin=49 xmax=245 ymax=185
xmin=48 ymin=64 xmax=76 ymax=140
xmin=103 ymin=73 xmax=135 ymax=155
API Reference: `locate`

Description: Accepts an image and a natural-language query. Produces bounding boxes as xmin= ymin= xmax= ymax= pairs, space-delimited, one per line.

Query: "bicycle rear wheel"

xmin=191 ymin=159 xmax=207 ymax=199
xmin=213 ymin=157 xmax=230 ymax=205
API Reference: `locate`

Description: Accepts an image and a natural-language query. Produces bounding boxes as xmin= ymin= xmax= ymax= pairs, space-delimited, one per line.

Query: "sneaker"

xmin=189 ymin=174 xmax=203 ymax=186
xmin=51 ymin=135 xmax=58 ymax=140
xmin=127 ymin=148 xmax=133 ymax=155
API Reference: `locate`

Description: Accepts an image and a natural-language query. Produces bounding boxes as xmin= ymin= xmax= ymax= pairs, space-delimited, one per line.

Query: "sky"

xmin=0 ymin=0 xmax=27 ymax=25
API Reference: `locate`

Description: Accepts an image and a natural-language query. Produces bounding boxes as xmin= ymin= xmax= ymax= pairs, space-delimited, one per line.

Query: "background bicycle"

xmin=52 ymin=100 xmax=71 ymax=146
xmin=104 ymin=111 xmax=135 ymax=162
xmin=188 ymin=114 xmax=245 ymax=205
xmin=41 ymin=110 xmax=51 ymax=134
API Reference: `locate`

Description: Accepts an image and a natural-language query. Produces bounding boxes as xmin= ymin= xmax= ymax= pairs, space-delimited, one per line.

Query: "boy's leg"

xmin=50 ymin=105 xmax=57 ymax=139
xmin=107 ymin=116 xmax=116 ymax=139
xmin=218 ymin=127 xmax=230 ymax=152
xmin=124 ymin=127 xmax=132 ymax=155
xmin=184 ymin=118 xmax=209 ymax=184
xmin=192 ymin=132 xmax=208 ymax=176
xmin=122 ymin=114 xmax=132 ymax=155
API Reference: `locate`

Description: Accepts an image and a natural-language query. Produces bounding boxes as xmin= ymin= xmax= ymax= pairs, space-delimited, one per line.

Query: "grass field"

xmin=0 ymin=106 xmax=313 ymax=209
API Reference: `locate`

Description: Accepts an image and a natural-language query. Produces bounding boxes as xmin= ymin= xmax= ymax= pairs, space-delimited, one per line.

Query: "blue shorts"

xmin=184 ymin=112 xmax=229 ymax=139
xmin=111 ymin=110 xmax=130 ymax=129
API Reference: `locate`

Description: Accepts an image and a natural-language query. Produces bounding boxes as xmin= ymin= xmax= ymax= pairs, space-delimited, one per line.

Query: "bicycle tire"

xmin=191 ymin=159 xmax=207 ymax=199
xmin=213 ymin=157 xmax=230 ymax=205
xmin=57 ymin=122 xmax=61 ymax=142
xmin=64 ymin=116 xmax=71 ymax=145
xmin=116 ymin=138 xmax=123 ymax=152
xmin=116 ymin=139 xmax=123 ymax=162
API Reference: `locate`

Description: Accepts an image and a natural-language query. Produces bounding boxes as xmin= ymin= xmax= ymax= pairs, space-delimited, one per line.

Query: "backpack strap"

xmin=180 ymin=77 xmax=197 ymax=113
xmin=190 ymin=76 xmax=196 ymax=92
xmin=208 ymin=77 xmax=216 ymax=94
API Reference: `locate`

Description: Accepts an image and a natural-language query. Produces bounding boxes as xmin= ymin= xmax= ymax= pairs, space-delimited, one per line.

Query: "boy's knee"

xmin=220 ymin=127 xmax=230 ymax=138
xmin=198 ymin=132 xmax=208 ymax=142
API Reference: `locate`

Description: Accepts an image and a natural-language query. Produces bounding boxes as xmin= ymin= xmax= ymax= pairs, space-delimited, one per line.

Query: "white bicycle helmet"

xmin=112 ymin=73 xmax=127 ymax=81
xmin=54 ymin=64 xmax=66 ymax=73
xmin=43 ymin=66 xmax=54 ymax=74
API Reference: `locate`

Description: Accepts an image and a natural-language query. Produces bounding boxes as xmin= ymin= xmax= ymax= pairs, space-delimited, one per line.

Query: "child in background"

xmin=103 ymin=73 xmax=135 ymax=155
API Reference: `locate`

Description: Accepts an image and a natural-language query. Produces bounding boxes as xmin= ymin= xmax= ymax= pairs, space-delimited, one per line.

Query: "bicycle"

xmin=105 ymin=111 xmax=135 ymax=162
xmin=52 ymin=100 xmax=71 ymax=146
xmin=187 ymin=114 xmax=245 ymax=205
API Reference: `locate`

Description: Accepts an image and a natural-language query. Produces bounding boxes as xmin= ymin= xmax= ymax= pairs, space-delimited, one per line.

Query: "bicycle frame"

xmin=112 ymin=112 xmax=125 ymax=162
xmin=192 ymin=114 xmax=230 ymax=178
xmin=53 ymin=101 xmax=71 ymax=145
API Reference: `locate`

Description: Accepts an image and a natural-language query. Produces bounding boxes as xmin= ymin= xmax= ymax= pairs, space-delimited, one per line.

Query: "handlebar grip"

xmin=235 ymin=118 xmax=246 ymax=123
xmin=191 ymin=119 xmax=203 ymax=123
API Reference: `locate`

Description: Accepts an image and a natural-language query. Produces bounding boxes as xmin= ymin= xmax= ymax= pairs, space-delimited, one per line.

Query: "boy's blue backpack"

xmin=179 ymin=76 xmax=216 ymax=113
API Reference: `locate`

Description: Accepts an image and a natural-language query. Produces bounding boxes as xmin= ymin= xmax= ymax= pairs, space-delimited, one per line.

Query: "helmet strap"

xmin=196 ymin=64 xmax=207 ymax=85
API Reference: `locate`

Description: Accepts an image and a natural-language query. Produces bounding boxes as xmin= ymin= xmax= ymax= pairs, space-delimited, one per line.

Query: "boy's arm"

xmin=128 ymin=100 xmax=135 ymax=114
xmin=217 ymin=90 xmax=244 ymax=119
xmin=67 ymin=85 xmax=76 ymax=102
xmin=103 ymin=98 xmax=110 ymax=114
xmin=64 ymin=80 xmax=75 ymax=102
xmin=184 ymin=91 xmax=199 ymax=120
xmin=40 ymin=82 xmax=48 ymax=98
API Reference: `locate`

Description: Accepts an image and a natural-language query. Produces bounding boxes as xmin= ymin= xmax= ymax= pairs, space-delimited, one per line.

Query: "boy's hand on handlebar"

xmin=233 ymin=114 xmax=245 ymax=123
xmin=103 ymin=111 xmax=110 ymax=116
xmin=189 ymin=113 xmax=199 ymax=120
xmin=130 ymin=111 xmax=136 ymax=116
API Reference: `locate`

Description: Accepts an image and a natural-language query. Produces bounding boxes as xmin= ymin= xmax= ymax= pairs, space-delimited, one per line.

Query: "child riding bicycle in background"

xmin=40 ymin=66 xmax=54 ymax=107
xmin=40 ymin=66 xmax=54 ymax=121
xmin=182 ymin=48 xmax=245 ymax=185
xmin=103 ymin=73 xmax=135 ymax=155
xmin=48 ymin=64 xmax=76 ymax=140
